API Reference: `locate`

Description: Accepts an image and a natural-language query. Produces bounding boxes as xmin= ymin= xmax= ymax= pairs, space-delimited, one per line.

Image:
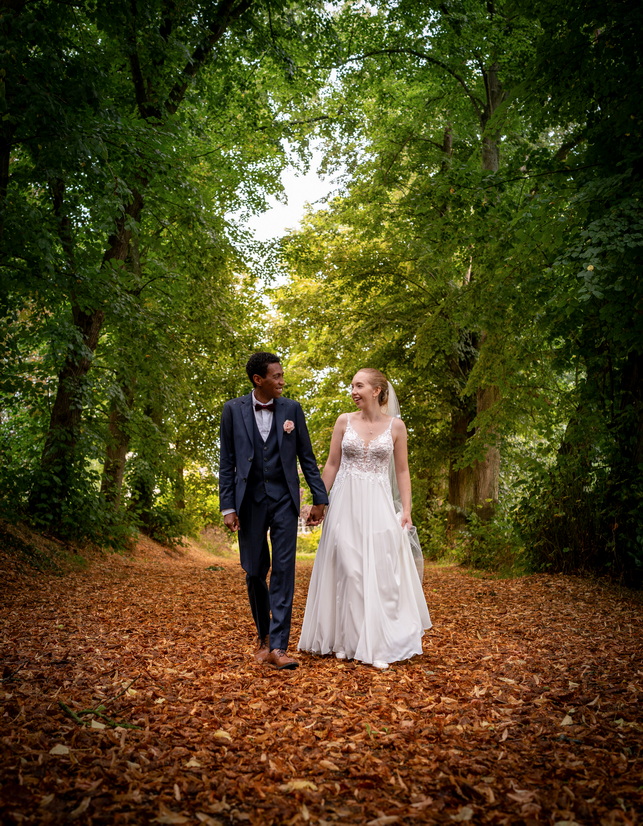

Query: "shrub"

xmin=297 ymin=528 xmax=322 ymax=556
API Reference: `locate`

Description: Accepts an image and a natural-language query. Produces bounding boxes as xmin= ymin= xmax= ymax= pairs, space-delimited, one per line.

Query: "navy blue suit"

xmin=219 ymin=393 xmax=328 ymax=650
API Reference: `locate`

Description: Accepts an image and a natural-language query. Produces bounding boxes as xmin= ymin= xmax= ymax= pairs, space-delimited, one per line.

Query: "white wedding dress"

xmin=298 ymin=415 xmax=431 ymax=667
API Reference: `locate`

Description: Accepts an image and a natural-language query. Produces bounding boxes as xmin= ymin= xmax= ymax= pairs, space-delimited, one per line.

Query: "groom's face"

xmin=254 ymin=362 xmax=285 ymax=402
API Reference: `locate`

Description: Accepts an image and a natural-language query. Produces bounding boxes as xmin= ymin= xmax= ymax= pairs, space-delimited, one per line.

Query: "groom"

xmin=219 ymin=352 xmax=328 ymax=670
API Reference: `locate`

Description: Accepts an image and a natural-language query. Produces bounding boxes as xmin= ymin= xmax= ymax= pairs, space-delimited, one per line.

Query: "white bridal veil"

xmin=386 ymin=382 xmax=425 ymax=582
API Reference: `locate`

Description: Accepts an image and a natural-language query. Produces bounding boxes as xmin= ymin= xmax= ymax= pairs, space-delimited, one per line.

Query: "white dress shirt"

xmin=253 ymin=391 xmax=274 ymax=442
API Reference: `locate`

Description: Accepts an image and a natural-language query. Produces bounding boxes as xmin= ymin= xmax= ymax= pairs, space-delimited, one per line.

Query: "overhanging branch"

xmin=347 ymin=48 xmax=484 ymax=120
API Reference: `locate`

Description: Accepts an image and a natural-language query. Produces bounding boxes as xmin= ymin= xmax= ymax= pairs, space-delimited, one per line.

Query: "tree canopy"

xmin=1 ymin=0 xmax=641 ymax=585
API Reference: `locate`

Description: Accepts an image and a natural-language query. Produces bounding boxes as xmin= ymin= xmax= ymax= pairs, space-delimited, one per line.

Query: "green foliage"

xmin=297 ymin=528 xmax=322 ymax=557
xmin=453 ymin=510 xmax=525 ymax=575
xmin=2 ymin=0 xmax=641 ymax=586
xmin=0 ymin=0 xmax=338 ymax=547
xmin=182 ymin=465 xmax=225 ymax=536
xmin=138 ymin=503 xmax=188 ymax=549
xmin=272 ymin=0 xmax=643 ymax=585
xmin=415 ymin=507 xmax=450 ymax=563
xmin=29 ymin=464 xmax=136 ymax=550
xmin=273 ymin=0 xmax=553 ymax=568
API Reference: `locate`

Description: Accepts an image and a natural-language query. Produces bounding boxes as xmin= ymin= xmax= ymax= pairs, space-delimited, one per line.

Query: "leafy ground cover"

xmin=0 ymin=533 xmax=641 ymax=825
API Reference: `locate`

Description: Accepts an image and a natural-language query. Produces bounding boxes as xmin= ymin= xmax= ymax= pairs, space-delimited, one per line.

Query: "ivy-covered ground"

xmin=0 ymin=530 xmax=641 ymax=824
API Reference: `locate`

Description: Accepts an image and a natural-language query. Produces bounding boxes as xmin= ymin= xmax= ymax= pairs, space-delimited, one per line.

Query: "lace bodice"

xmin=336 ymin=415 xmax=394 ymax=483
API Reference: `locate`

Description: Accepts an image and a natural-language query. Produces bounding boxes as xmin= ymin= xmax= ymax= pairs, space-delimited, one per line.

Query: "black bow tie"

xmin=255 ymin=402 xmax=275 ymax=412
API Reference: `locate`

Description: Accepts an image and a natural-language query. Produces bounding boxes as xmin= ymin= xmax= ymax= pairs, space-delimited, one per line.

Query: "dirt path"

xmin=0 ymin=538 xmax=641 ymax=824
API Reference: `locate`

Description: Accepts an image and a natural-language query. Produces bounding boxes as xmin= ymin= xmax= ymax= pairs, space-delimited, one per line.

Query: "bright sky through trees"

xmin=246 ymin=146 xmax=339 ymax=240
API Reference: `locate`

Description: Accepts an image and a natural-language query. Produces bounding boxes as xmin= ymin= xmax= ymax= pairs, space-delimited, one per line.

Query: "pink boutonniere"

xmin=283 ymin=420 xmax=295 ymax=434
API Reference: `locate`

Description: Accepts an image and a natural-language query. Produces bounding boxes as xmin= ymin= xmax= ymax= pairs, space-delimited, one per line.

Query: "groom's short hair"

xmin=246 ymin=352 xmax=281 ymax=386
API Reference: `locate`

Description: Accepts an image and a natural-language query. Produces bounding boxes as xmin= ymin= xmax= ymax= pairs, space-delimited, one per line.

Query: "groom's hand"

xmin=223 ymin=512 xmax=240 ymax=532
xmin=306 ymin=504 xmax=326 ymax=526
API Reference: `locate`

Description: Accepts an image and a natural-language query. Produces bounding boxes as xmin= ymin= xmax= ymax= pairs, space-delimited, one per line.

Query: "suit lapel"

xmin=275 ymin=397 xmax=285 ymax=447
xmin=241 ymin=393 xmax=255 ymax=443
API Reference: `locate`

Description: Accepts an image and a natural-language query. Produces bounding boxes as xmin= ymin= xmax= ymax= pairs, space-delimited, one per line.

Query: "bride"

xmin=298 ymin=368 xmax=431 ymax=670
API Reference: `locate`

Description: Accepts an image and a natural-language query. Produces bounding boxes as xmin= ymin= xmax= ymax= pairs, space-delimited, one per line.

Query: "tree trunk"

xmin=173 ymin=457 xmax=186 ymax=512
xmin=466 ymin=62 xmax=504 ymax=521
xmin=481 ymin=62 xmax=504 ymax=175
xmin=39 ymin=187 xmax=144 ymax=471
xmin=619 ymin=350 xmax=643 ymax=467
xmin=445 ymin=62 xmax=504 ymax=529
xmin=30 ymin=188 xmax=144 ymax=515
xmin=472 ymin=384 xmax=500 ymax=521
xmin=40 ymin=305 xmax=105 ymax=470
xmin=610 ymin=351 xmax=643 ymax=578
xmin=446 ymin=387 xmax=501 ymax=531
xmin=128 ymin=403 xmax=163 ymax=530
xmin=0 ymin=0 xmax=25 ymax=230
xmin=447 ymin=405 xmax=477 ymax=533
xmin=101 ymin=381 xmax=135 ymax=506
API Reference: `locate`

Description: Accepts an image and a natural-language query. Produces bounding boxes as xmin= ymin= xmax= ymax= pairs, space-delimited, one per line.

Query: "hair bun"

xmin=357 ymin=368 xmax=389 ymax=407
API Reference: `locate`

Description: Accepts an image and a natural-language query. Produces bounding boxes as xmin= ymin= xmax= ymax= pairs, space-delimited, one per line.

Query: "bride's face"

xmin=351 ymin=372 xmax=379 ymax=408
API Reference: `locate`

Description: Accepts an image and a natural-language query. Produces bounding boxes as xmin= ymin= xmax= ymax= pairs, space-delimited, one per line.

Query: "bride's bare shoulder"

xmin=391 ymin=416 xmax=407 ymax=435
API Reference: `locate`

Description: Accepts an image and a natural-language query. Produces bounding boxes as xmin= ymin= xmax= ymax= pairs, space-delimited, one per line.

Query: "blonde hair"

xmin=355 ymin=368 xmax=389 ymax=407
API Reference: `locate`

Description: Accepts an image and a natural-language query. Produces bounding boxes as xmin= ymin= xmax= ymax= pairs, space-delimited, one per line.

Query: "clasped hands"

xmin=223 ymin=504 xmax=326 ymax=533
xmin=305 ymin=504 xmax=326 ymax=527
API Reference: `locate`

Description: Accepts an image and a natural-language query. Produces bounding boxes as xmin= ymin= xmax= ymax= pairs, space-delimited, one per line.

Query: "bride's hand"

xmin=307 ymin=504 xmax=326 ymax=526
xmin=400 ymin=512 xmax=413 ymax=530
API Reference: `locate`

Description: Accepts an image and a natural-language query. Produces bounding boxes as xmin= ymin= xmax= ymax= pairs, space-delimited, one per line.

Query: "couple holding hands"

xmin=219 ymin=352 xmax=431 ymax=672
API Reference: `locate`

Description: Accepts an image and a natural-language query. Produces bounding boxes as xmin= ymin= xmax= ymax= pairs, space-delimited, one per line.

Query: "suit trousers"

xmin=238 ymin=489 xmax=299 ymax=651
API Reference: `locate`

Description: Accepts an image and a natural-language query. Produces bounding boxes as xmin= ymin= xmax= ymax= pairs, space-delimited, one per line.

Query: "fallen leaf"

xmin=451 ymin=807 xmax=474 ymax=822
xmin=279 ymin=780 xmax=318 ymax=793
xmin=153 ymin=804 xmax=190 ymax=824
xmin=69 ymin=797 xmax=91 ymax=819
xmin=49 ymin=744 xmax=70 ymax=756
xmin=2 ymin=535 xmax=640 ymax=826
xmin=508 ymin=790 xmax=535 ymax=803
xmin=410 ymin=797 xmax=434 ymax=809
xmin=196 ymin=815 xmax=224 ymax=826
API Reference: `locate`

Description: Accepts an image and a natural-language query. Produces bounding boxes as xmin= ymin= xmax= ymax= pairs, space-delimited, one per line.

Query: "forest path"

xmin=0 ymin=537 xmax=641 ymax=825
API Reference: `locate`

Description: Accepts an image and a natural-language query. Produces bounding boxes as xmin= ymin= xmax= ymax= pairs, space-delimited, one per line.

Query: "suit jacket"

xmin=219 ymin=393 xmax=329 ymax=515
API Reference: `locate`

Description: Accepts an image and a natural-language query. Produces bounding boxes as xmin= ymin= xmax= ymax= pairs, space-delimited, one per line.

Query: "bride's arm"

xmin=321 ymin=414 xmax=347 ymax=492
xmin=392 ymin=418 xmax=413 ymax=528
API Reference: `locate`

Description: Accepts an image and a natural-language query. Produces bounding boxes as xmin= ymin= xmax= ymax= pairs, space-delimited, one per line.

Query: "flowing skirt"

xmin=298 ymin=470 xmax=431 ymax=666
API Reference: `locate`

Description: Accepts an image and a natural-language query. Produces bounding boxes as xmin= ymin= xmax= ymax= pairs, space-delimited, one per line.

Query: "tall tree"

xmin=508 ymin=0 xmax=643 ymax=582
xmin=1 ymin=0 xmax=336 ymax=534
xmin=276 ymin=0 xmax=549 ymax=531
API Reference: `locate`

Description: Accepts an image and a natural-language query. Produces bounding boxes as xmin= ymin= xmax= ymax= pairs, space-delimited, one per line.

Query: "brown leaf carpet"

xmin=0 ymin=537 xmax=641 ymax=825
